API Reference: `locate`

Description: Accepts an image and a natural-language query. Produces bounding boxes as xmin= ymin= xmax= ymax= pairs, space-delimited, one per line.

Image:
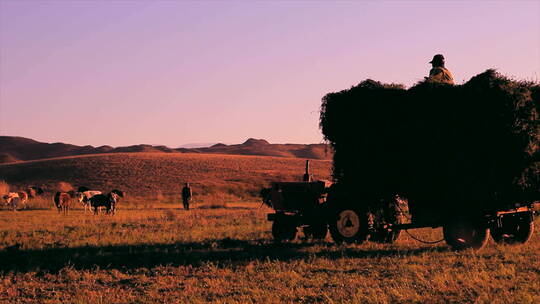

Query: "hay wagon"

xmin=263 ymin=161 xmax=538 ymax=250
xmin=264 ymin=70 xmax=539 ymax=250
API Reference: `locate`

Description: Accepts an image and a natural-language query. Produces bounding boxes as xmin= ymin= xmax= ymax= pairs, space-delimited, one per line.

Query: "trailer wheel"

xmin=329 ymin=208 xmax=369 ymax=244
xmin=443 ymin=218 xmax=489 ymax=250
xmin=491 ymin=216 xmax=534 ymax=245
xmin=272 ymin=219 xmax=297 ymax=242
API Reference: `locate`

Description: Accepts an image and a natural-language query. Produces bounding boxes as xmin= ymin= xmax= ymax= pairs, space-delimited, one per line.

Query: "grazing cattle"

xmin=77 ymin=190 xmax=102 ymax=212
xmin=110 ymin=189 xmax=124 ymax=214
xmin=89 ymin=194 xmax=113 ymax=214
xmin=53 ymin=191 xmax=75 ymax=215
xmin=90 ymin=190 xmax=124 ymax=215
xmin=17 ymin=191 xmax=29 ymax=209
xmin=2 ymin=193 xmax=21 ymax=211
xmin=27 ymin=186 xmax=44 ymax=198
xmin=2 ymin=186 xmax=45 ymax=210
xmin=53 ymin=192 xmax=61 ymax=211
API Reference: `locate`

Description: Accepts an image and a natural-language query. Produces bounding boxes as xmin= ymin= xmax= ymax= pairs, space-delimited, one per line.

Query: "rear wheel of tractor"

xmin=491 ymin=217 xmax=534 ymax=245
xmin=329 ymin=208 xmax=369 ymax=244
xmin=443 ymin=218 xmax=489 ymax=251
xmin=272 ymin=219 xmax=297 ymax=242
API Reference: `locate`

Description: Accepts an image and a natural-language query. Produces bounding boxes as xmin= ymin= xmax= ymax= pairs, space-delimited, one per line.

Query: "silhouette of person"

xmin=181 ymin=182 xmax=192 ymax=210
xmin=427 ymin=54 xmax=454 ymax=85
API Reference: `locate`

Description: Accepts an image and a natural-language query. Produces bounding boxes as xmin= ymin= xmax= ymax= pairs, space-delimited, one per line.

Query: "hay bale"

xmin=320 ymin=70 xmax=539 ymax=222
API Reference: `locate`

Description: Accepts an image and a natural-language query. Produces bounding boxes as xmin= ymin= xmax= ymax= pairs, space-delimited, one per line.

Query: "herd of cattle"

xmin=2 ymin=186 xmax=125 ymax=215
xmin=1 ymin=186 xmax=44 ymax=211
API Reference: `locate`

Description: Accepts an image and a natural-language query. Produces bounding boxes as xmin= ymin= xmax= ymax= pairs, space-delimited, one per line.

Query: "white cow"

xmin=2 ymin=192 xmax=22 ymax=211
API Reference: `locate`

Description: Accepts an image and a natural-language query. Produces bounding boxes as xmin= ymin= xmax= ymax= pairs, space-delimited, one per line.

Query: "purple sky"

xmin=1 ymin=1 xmax=539 ymax=147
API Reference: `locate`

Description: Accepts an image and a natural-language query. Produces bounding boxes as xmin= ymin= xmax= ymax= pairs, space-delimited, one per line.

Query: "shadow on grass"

xmin=0 ymin=238 xmax=450 ymax=273
xmin=152 ymin=206 xmax=254 ymax=211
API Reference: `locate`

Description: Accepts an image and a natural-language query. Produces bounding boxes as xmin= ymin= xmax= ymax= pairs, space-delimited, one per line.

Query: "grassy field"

xmin=0 ymin=152 xmax=332 ymax=200
xmin=0 ymin=203 xmax=539 ymax=304
xmin=1 ymin=154 xmax=539 ymax=303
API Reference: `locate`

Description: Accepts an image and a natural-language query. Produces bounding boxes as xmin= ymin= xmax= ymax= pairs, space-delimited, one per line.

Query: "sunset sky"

xmin=1 ymin=1 xmax=539 ymax=147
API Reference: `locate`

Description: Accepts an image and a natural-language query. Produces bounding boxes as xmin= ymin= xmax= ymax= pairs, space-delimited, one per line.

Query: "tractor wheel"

xmin=491 ymin=216 xmax=534 ymax=245
xmin=304 ymin=224 xmax=328 ymax=240
xmin=443 ymin=218 xmax=489 ymax=251
xmin=329 ymin=207 xmax=369 ymax=244
xmin=272 ymin=219 xmax=297 ymax=242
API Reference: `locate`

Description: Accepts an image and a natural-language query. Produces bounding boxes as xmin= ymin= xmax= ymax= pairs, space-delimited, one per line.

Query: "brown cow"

xmin=53 ymin=191 xmax=75 ymax=215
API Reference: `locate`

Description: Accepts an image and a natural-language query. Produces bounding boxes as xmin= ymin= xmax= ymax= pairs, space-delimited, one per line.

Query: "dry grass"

xmin=0 ymin=204 xmax=538 ymax=303
xmin=0 ymin=155 xmax=538 ymax=303
xmin=0 ymin=180 xmax=9 ymax=195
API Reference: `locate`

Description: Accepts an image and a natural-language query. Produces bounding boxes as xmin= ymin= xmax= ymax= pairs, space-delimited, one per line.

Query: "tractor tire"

xmin=443 ymin=218 xmax=489 ymax=251
xmin=329 ymin=207 xmax=369 ymax=244
xmin=491 ymin=216 xmax=534 ymax=245
xmin=272 ymin=219 xmax=297 ymax=242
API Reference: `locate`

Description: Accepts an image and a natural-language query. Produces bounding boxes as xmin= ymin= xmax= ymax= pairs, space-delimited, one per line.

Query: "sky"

xmin=1 ymin=1 xmax=539 ymax=147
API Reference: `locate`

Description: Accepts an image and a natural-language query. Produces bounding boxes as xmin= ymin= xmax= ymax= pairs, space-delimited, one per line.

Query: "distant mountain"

xmin=0 ymin=136 xmax=332 ymax=164
xmin=0 ymin=137 xmax=97 ymax=162
xmin=179 ymin=143 xmax=220 ymax=148
xmin=0 ymin=136 xmax=180 ymax=164
xmin=193 ymin=138 xmax=331 ymax=159
xmin=242 ymin=138 xmax=270 ymax=146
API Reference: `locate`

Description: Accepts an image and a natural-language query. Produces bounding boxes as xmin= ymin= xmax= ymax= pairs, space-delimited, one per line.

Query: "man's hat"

xmin=429 ymin=54 xmax=445 ymax=64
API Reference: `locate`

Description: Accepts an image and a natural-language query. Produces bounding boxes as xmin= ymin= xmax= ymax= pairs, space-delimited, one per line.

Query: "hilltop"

xmin=0 ymin=136 xmax=331 ymax=164
xmin=0 ymin=152 xmax=332 ymax=198
xmin=195 ymin=138 xmax=330 ymax=159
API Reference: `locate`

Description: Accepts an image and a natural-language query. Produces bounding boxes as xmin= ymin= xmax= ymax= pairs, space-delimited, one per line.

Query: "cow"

xmin=90 ymin=190 xmax=124 ymax=215
xmin=27 ymin=186 xmax=44 ymax=198
xmin=53 ymin=191 xmax=75 ymax=215
xmin=77 ymin=190 xmax=102 ymax=212
xmin=16 ymin=191 xmax=29 ymax=209
xmin=3 ymin=186 xmax=44 ymax=210
xmin=110 ymin=189 xmax=124 ymax=214
xmin=2 ymin=193 xmax=21 ymax=211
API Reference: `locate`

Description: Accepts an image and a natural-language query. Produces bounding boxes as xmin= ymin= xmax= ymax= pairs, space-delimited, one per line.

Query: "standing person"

xmin=426 ymin=54 xmax=454 ymax=84
xmin=181 ymin=182 xmax=192 ymax=210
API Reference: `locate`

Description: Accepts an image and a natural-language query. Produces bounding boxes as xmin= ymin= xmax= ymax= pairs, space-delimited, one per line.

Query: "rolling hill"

xmin=0 ymin=152 xmax=332 ymax=198
xmin=0 ymin=136 xmax=332 ymax=164
xmin=196 ymin=138 xmax=331 ymax=159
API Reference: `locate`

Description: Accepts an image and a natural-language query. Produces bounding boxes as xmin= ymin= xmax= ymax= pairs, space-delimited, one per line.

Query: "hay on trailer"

xmin=320 ymin=70 xmax=539 ymax=222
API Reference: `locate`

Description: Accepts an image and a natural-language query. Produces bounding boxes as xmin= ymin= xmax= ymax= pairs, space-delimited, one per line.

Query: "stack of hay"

xmin=320 ymin=70 xmax=539 ymax=222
